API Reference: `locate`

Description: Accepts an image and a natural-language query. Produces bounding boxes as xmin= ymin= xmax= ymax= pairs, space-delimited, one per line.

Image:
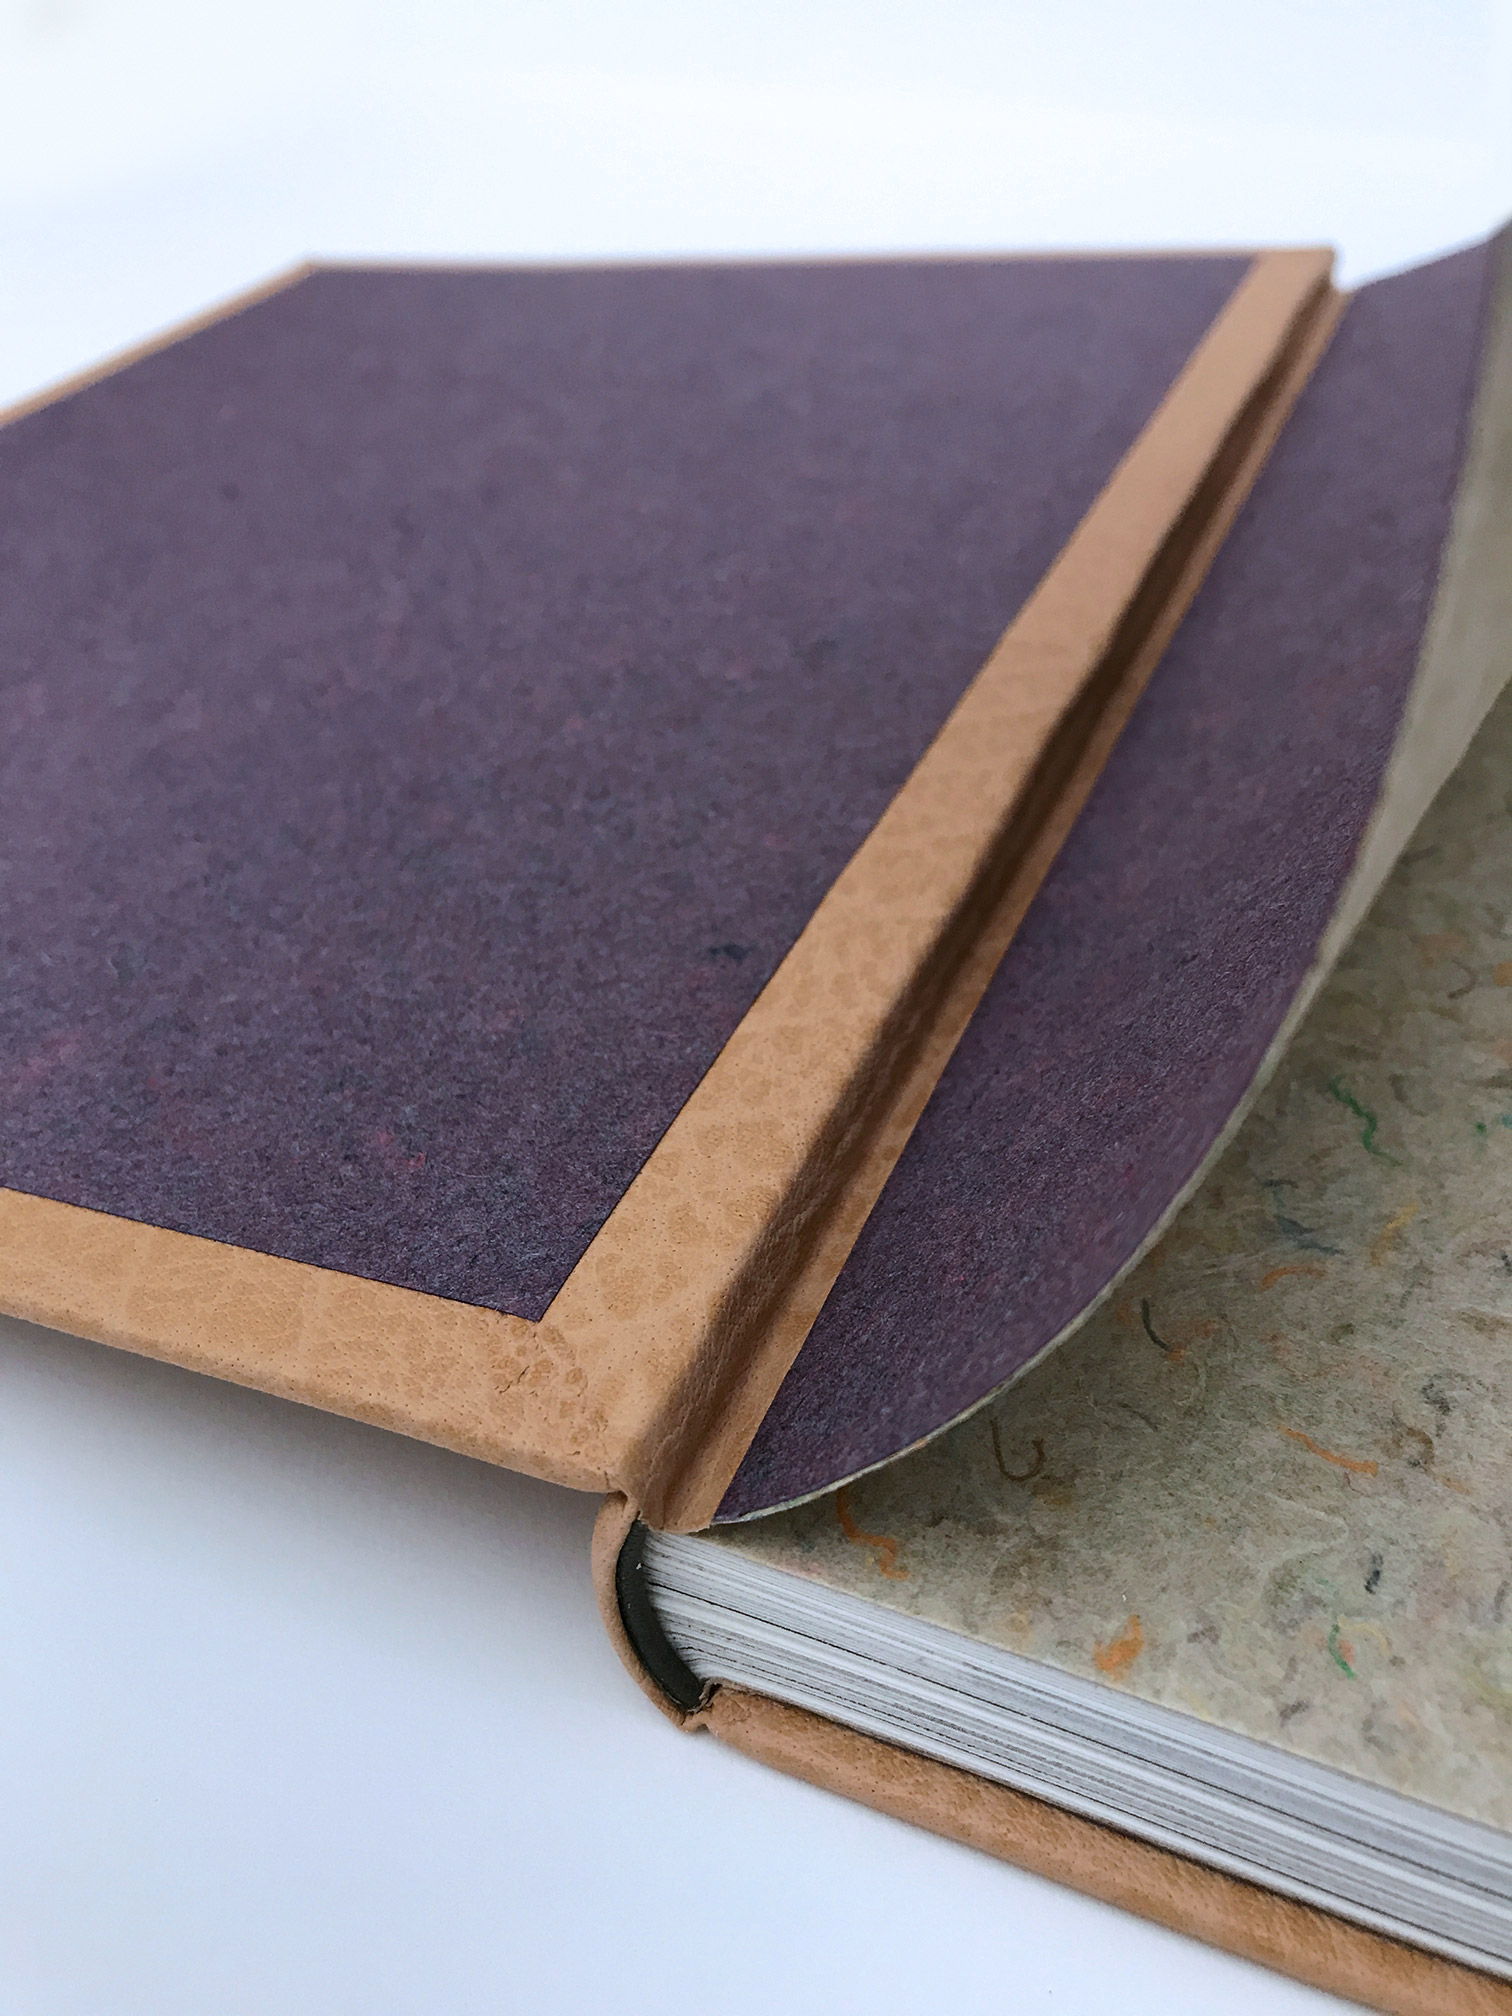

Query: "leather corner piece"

xmin=704 ymin=1688 xmax=1512 ymax=2016
xmin=0 ymin=1186 xmax=613 ymax=1493
xmin=546 ymin=246 xmax=1344 ymax=1535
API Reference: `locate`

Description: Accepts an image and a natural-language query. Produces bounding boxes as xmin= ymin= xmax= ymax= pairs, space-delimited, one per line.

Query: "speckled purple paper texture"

xmin=723 ymin=241 xmax=1497 ymax=1518
xmin=0 ymin=255 xmax=1243 ymax=1318
xmin=705 ymin=678 xmax=1512 ymax=1828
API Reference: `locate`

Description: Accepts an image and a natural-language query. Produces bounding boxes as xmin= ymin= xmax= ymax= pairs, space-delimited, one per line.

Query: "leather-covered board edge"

xmin=707 ymin=1684 xmax=1512 ymax=2016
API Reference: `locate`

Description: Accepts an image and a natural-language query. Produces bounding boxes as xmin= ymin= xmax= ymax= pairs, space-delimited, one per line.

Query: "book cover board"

xmin=0 ymin=245 xmax=1331 ymax=1525
xmin=3 ymin=224 xmax=1511 ymax=2011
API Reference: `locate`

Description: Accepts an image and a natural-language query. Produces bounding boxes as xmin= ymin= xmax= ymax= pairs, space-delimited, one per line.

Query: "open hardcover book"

xmin=2 ymin=225 xmax=1510 ymax=2012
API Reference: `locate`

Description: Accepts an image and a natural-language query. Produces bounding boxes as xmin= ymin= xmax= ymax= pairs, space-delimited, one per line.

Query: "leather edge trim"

xmin=0 ymin=1186 xmax=610 ymax=1492
xmin=0 ymin=263 xmax=316 ymax=432
xmin=706 ymin=1685 xmax=1512 ymax=2016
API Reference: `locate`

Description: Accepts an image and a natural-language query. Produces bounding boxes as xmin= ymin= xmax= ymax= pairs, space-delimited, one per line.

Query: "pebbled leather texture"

xmin=706 ymin=1685 xmax=1512 ymax=2015
xmin=0 ymin=1188 xmax=609 ymax=1490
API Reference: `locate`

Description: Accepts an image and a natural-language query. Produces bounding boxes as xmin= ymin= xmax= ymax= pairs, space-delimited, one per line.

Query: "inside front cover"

xmin=723 ymin=234 xmax=1508 ymax=1519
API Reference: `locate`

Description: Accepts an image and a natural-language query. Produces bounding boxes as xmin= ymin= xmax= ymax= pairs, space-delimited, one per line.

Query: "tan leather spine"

xmin=545 ymin=248 xmax=1339 ymax=1529
xmin=706 ymin=1686 xmax=1512 ymax=2016
xmin=650 ymin=266 xmax=1345 ymax=1529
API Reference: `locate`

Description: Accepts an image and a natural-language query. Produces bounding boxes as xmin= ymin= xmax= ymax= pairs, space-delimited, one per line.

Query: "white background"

xmin=2 ymin=3 xmax=1510 ymax=2009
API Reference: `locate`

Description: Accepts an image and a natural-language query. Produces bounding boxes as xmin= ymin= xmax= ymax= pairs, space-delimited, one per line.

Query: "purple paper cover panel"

xmin=0 ymin=256 xmax=1244 ymax=1320
xmin=720 ymin=239 xmax=1497 ymax=1521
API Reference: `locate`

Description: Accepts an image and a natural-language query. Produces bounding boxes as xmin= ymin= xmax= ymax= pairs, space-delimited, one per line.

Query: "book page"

xmin=705 ymin=678 xmax=1512 ymax=1831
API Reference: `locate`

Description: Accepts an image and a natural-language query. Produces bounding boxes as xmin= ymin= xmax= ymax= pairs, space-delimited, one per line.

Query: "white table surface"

xmin=3 ymin=4 xmax=1508 ymax=2008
